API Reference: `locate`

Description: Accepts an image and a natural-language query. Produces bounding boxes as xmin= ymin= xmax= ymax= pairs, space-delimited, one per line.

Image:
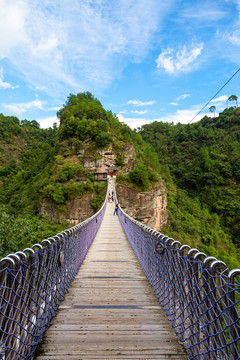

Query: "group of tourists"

xmin=108 ymin=191 xmax=114 ymax=203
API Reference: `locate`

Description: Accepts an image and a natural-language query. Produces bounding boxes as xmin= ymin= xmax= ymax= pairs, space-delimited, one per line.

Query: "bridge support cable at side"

xmin=115 ymin=179 xmax=240 ymax=360
xmin=1 ymin=177 xmax=240 ymax=359
xmin=0 ymin=187 xmax=108 ymax=360
xmin=33 ymin=179 xmax=188 ymax=359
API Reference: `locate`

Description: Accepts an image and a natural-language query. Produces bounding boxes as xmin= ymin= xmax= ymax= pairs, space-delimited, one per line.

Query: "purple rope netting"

xmin=0 ymin=193 xmax=107 ymax=360
xmin=1 ymin=179 xmax=240 ymax=360
xmin=118 ymin=205 xmax=240 ymax=359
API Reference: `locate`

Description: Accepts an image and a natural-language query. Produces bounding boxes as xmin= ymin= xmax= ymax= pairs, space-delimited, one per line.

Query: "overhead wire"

xmin=189 ymin=67 xmax=240 ymax=124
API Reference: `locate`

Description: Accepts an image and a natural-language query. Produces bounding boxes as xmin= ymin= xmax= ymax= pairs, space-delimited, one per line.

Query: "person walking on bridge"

xmin=113 ymin=203 xmax=119 ymax=216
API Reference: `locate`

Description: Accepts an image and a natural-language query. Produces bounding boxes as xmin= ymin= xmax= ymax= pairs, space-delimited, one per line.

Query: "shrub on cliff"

xmin=129 ymin=163 xmax=150 ymax=190
xmin=95 ymin=131 xmax=112 ymax=147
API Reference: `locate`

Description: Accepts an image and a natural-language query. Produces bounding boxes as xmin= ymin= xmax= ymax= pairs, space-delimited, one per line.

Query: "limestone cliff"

xmin=116 ymin=180 xmax=168 ymax=231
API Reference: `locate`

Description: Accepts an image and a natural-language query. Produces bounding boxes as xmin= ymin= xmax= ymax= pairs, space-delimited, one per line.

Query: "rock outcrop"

xmin=40 ymin=193 xmax=95 ymax=224
xmin=41 ymin=139 xmax=168 ymax=230
xmin=76 ymin=141 xmax=136 ymax=179
xmin=116 ymin=180 xmax=168 ymax=231
xmin=121 ymin=143 xmax=136 ymax=172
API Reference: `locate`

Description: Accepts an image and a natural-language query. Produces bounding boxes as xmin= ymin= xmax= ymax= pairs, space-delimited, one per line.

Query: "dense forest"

xmin=0 ymin=92 xmax=240 ymax=270
xmin=139 ymin=107 xmax=240 ymax=269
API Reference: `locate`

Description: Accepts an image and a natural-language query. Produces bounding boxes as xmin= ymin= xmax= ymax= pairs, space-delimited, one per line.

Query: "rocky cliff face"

xmin=116 ymin=181 xmax=168 ymax=231
xmin=40 ymin=193 xmax=95 ymax=224
xmin=76 ymin=141 xmax=136 ymax=178
xmin=41 ymin=140 xmax=168 ymax=230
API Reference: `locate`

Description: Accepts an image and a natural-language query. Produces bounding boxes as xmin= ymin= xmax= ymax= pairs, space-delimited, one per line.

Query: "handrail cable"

xmin=1 ymin=178 xmax=240 ymax=359
xmin=189 ymin=67 xmax=240 ymax=124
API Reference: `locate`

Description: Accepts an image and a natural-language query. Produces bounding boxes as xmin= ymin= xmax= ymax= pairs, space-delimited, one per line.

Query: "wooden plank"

xmin=34 ymin=192 xmax=188 ymax=359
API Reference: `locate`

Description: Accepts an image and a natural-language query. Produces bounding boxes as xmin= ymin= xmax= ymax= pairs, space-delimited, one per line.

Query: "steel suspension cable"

xmin=189 ymin=67 xmax=240 ymax=124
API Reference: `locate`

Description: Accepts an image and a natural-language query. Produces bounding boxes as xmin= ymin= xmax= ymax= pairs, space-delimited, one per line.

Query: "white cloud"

xmin=0 ymin=0 xmax=173 ymax=97
xmin=228 ymin=30 xmax=240 ymax=46
xmin=35 ymin=85 xmax=47 ymax=91
xmin=37 ymin=115 xmax=59 ymax=129
xmin=180 ymin=4 xmax=227 ymax=22
xmin=0 ymin=79 xmax=17 ymax=90
xmin=118 ymin=104 xmax=210 ymax=128
xmin=176 ymin=94 xmax=190 ymax=101
xmin=127 ymin=100 xmax=155 ymax=106
xmin=131 ymin=110 xmax=148 ymax=114
xmin=31 ymin=33 xmax=59 ymax=57
xmin=209 ymin=95 xmax=229 ymax=109
xmin=3 ymin=99 xmax=46 ymax=116
xmin=156 ymin=42 xmax=204 ymax=75
xmin=0 ymin=0 xmax=28 ymax=58
xmin=210 ymin=95 xmax=228 ymax=103
xmin=170 ymin=94 xmax=190 ymax=106
xmin=48 ymin=106 xmax=62 ymax=111
xmin=117 ymin=114 xmax=151 ymax=128
xmin=158 ymin=108 xmax=206 ymax=124
xmin=0 ymin=69 xmax=18 ymax=89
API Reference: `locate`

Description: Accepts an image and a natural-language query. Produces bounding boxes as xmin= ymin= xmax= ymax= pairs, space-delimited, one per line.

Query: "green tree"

xmin=129 ymin=163 xmax=150 ymax=190
xmin=0 ymin=206 xmax=70 ymax=257
xmin=95 ymin=132 xmax=112 ymax=147
xmin=209 ymin=105 xmax=216 ymax=118
xmin=228 ymin=95 xmax=238 ymax=108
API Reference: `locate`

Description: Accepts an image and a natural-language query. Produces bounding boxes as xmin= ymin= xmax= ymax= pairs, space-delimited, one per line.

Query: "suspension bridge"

xmin=0 ymin=179 xmax=240 ymax=359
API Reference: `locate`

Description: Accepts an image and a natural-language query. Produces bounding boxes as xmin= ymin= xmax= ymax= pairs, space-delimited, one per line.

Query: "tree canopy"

xmin=139 ymin=107 xmax=240 ymax=268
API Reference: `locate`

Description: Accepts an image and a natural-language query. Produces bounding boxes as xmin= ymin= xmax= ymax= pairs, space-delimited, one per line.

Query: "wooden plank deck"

xmin=34 ymin=193 xmax=188 ymax=359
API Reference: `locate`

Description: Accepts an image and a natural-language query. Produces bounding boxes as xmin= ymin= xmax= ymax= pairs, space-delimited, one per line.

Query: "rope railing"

xmin=116 ymin=193 xmax=240 ymax=359
xmin=0 ymin=189 xmax=108 ymax=360
xmin=1 ymin=177 xmax=240 ymax=359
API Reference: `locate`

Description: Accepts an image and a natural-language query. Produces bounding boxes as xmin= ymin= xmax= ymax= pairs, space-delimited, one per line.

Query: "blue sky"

xmin=1 ymin=0 xmax=240 ymax=129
